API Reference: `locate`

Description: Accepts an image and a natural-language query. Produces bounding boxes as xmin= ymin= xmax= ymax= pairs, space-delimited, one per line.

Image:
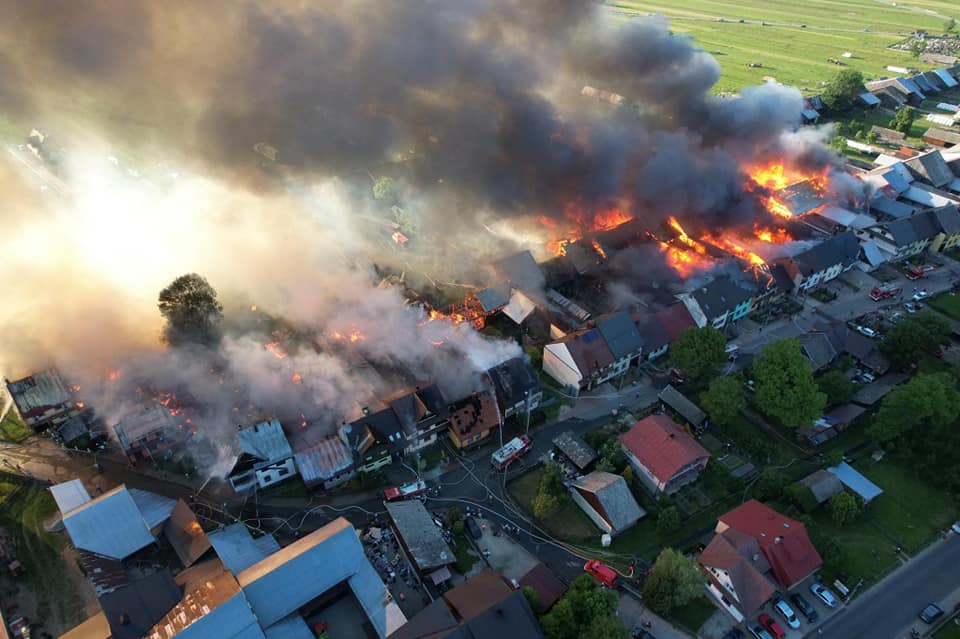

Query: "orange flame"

xmin=264 ymin=341 xmax=287 ymax=358
xmin=106 ymin=370 xmax=120 ymax=382
xmin=591 ymin=239 xmax=607 ymax=260
xmin=540 ymin=206 xmax=634 ymax=256
xmin=753 ymin=226 xmax=792 ymax=244
xmin=291 ymin=373 xmax=302 ymax=383
xmin=69 ymin=384 xmax=81 ymax=393
xmin=75 ymin=401 xmax=85 ymax=409
xmin=331 ymin=329 xmax=365 ymax=343
xmin=747 ymin=162 xmax=829 ymax=220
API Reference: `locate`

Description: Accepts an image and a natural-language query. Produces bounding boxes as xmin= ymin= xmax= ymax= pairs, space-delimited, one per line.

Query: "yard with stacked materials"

xmin=608 ymin=0 xmax=957 ymax=93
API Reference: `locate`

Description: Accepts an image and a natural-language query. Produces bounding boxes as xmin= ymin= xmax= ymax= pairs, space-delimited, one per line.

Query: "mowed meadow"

xmin=608 ymin=0 xmax=960 ymax=93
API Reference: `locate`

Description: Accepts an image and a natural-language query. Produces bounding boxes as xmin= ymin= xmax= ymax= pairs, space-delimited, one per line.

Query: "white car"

xmin=855 ymin=325 xmax=877 ymax=338
xmin=904 ymin=302 xmax=918 ymax=314
xmin=773 ymin=597 xmax=801 ymax=629
xmin=913 ymin=290 xmax=930 ymax=301
xmin=952 ymin=521 xmax=960 ymax=535
xmin=810 ymin=582 xmax=838 ymax=608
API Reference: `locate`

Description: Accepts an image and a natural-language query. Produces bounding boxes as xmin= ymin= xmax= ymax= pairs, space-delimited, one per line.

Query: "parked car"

xmin=919 ymin=603 xmax=944 ymax=624
xmin=790 ymin=593 xmax=818 ymax=623
xmin=720 ymin=630 xmax=744 ymax=639
xmin=810 ymin=582 xmax=839 ymax=607
xmin=747 ymin=621 xmax=773 ymax=639
xmin=904 ymin=302 xmax=918 ymax=314
xmin=854 ymin=325 xmax=877 ymax=338
xmin=912 ymin=290 xmax=930 ymax=301
xmin=465 ymin=517 xmax=482 ymax=540
xmin=758 ymin=614 xmax=785 ymax=639
xmin=773 ymin=597 xmax=801 ymax=629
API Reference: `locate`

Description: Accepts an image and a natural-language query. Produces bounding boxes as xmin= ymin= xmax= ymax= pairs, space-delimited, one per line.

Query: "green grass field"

xmin=508 ymin=466 xmax=599 ymax=541
xmin=930 ymin=292 xmax=960 ymax=320
xmin=668 ymin=596 xmax=718 ymax=634
xmin=935 ymin=620 xmax=960 ymax=639
xmin=0 ymin=411 xmax=32 ymax=443
xmin=857 ymin=460 xmax=960 ymax=551
xmin=608 ymin=0 xmax=960 ymax=93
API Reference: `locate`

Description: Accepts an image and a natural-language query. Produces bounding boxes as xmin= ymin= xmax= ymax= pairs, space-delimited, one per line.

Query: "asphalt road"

xmin=810 ymin=535 xmax=960 ymax=639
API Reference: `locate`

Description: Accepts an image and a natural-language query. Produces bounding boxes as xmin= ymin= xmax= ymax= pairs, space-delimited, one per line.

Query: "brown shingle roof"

xmin=443 ymin=569 xmax=513 ymax=622
xmin=619 ymin=414 xmax=710 ymax=482
xmin=699 ymin=530 xmax=778 ymax=616
xmin=518 ymin=563 xmax=567 ymax=611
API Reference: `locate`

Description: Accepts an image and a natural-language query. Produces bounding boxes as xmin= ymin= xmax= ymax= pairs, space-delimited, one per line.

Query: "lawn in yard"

xmin=929 ymin=292 xmax=960 ymax=321
xmin=668 ymin=596 xmax=719 ymax=635
xmin=507 ymin=466 xmax=598 ymax=541
xmin=0 ymin=411 xmax=32 ymax=443
xmin=453 ymin=532 xmax=480 ymax=574
xmin=807 ymin=506 xmax=898 ymax=585
xmin=606 ymin=0 xmax=952 ymax=93
xmin=855 ymin=459 xmax=960 ymax=552
xmin=259 ymin=478 xmax=309 ymax=500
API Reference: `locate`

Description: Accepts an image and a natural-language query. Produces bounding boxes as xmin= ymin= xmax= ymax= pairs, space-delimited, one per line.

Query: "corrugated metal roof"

xmin=294 ymin=436 xmax=354 ymax=485
xmin=385 ymin=501 xmax=455 ymax=571
xmin=62 ymin=486 xmax=157 ymax=560
xmin=5 ymin=368 xmax=70 ymax=413
xmin=502 ymin=289 xmax=537 ymax=324
xmin=128 ymin=488 xmax=176 ymax=530
xmin=859 ymin=92 xmax=881 ymax=106
xmin=827 ymin=461 xmax=884 ymax=503
xmin=238 ymin=419 xmax=293 ymax=463
xmin=475 ymin=284 xmax=511 ymax=313
xmin=50 ymin=479 xmax=91 ymax=515
xmin=572 ymin=471 xmax=646 ymax=532
xmin=209 ymin=523 xmax=274 ymax=576
xmin=935 ymin=68 xmax=958 ymax=88
xmin=162 ymin=500 xmax=211 ymax=568
xmin=861 ymin=241 xmax=887 ymax=267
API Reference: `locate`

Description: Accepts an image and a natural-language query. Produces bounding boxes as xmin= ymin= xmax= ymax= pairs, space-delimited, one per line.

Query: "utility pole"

xmin=523 ymin=390 xmax=532 ymax=436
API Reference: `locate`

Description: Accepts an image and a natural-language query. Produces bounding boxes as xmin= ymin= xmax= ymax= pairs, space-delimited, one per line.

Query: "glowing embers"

xmin=540 ymin=205 xmax=633 ymax=257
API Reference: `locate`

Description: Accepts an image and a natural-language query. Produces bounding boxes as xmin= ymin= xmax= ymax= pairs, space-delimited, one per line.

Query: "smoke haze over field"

xmin=0 ymin=0 xmax=848 ymax=474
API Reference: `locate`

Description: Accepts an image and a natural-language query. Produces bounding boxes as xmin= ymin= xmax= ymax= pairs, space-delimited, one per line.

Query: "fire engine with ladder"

xmin=491 ymin=435 xmax=533 ymax=470
xmin=383 ymin=479 xmax=427 ymax=502
xmin=870 ymin=283 xmax=902 ymax=301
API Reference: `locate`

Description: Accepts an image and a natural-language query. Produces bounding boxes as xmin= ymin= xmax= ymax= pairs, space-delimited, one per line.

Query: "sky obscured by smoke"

xmin=0 ymin=0 xmax=844 ymax=473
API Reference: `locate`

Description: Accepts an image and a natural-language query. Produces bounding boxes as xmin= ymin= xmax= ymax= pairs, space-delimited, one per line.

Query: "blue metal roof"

xmin=128 ymin=488 xmax=176 ymax=530
xmin=209 ymin=523 xmax=275 ymax=576
xmin=63 ymin=486 xmax=157 ymax=560
xmin=827 ymin=462 xmax=884 ymax=503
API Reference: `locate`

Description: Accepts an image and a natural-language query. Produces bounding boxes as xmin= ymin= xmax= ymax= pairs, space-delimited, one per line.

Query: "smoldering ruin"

xmin=0 ymin=0 xmax=860 ymax=477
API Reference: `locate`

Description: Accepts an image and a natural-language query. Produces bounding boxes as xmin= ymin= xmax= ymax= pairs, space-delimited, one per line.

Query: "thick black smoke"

xmin=0 ymin=0 xmax=827 ymax=229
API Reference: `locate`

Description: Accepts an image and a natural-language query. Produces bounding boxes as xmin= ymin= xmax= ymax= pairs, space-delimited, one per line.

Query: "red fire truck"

xmin=383 ymin=480 xmax=427 ymax=502
xmin=491 ymin=435 xmax=533 ymax=470
xmin=584 ymin=559 xmax=619 ymax=588
xmin=870 ymin=284 xmax=902 ymax=301
xmin=906 ymin=265 xmax=928 ymax=280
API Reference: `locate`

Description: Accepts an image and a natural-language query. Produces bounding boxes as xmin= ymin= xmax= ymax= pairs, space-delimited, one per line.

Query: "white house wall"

xmin=543 ymin=343 xmax=582 ymax=391
xmin=569 ymin=488 xmax=613 ymax=535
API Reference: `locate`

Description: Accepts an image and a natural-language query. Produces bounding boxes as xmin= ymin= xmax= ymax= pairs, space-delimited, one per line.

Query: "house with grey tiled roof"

xmin=570 ymin=471 xmax=646 ymax=536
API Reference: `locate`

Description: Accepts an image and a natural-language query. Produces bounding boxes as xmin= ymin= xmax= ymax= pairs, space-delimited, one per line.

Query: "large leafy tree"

xmin=702 ymin=375 xmax=746 ymax=425
xmin=817 ymin=369 xmax=856 ymax=406
xmin=869 ymin=372 xmax=960 ymax=442
xmin=670 ymin=326 xmax=727 ymax=386
xmin=829 ymin=492 xmax=859 ymax=526
xmin=753 ymin=339 xmax=826 ymax=428
xmin=641 ymin=548 xmax=705 ymax=614
xmin=821 ymin=69 xmax=864 ymax=112
xmin=541 ymin=574 xmax=626 ymax=639
xmin=880 ymin=312 xmax=950 ymax=369
xmin=890 ymin=106 xmax=916 ymax=134
xmin=158 ymin=273 xmax=223 ymax=347
xmin=534 ymin=463 xmax=567 ymax=518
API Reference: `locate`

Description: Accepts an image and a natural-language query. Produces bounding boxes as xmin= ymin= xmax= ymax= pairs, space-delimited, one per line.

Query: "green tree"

xmin=785 ymin=483 xmax=819 ymax=513
xmin=534 ymin=464 xmax=567 ymax=518
xmin=865 ymin=129 xmax=879 ymax=145
xmin=656 ymin=506 xmax=682 ymax=538
xmin=880 ymin=311 xmax=950 ymax=369
xmin=753 ymin=339 xmax=826 ymax=428
xmin=158 ymin=273 xmax=224 ymax=347
xmin=372 ymin=176 xmax=397 ymax=203
xmin=830 ymin=492 xmax=860 ymax=525
xmin=596 ymin=438 xmax=627 ymax=473
xmin=910 ymin=39 xmax=927 ymax=58
xmin=541 ymin=574 xmax=625 ymax=639
xmin=641 ymin=548 xmax=706 ymax=615
xmin=621 ymin=465 xmax=634 ymax=487
xmin=889 ymin=106 xmax=916 ymax=134
xmin=522 ymin=585 xmax=542 ymax=614
xmin=817 ymin=369 xmax=856 ymax=406
xmin=702 ymin=375 xmax=746 ymax=425
xmin=669 ymin=326 xmax=727 ymax=386
xmin=753 ymin=468 xmax=787 ymax=501
xmin=829 ymin=135 xmax=847 ymax=153
xmin=946 ymin=18 xmax=957 ymax=33
xmin=869 ymin=372 xmax=960 ymax=442
xmin=821 ymin=69 xmax=864 ymax=111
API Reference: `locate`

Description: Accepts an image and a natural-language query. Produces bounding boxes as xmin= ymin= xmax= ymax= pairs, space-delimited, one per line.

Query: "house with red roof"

xmin=618 ymin=414 xmax=711 ymax=496
xmin=698 ymin=500 xmax=823 ymax=622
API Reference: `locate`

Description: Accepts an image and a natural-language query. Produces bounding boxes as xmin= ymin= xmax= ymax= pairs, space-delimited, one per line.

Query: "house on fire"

xmin=698 ymin=500 xmax=823 ymax=622
xmin=227 ymin=419 xmax=297 ymax=493
xmin=772 ymin=231 xmax=860 ymax=294
xmin=541 ymin=312 xmax=642 ymax=395
xmin=678 ymin=277 xmax=756 ymax=330
xmin=294 ymin=435 xmax=356 ymax=490
xmin=4 ymin=368 xmax=75 ymax=432
xmin=113 ymin=404 xmax=186 ymax=464
xmin=619 ymin=414 xmax=711 ymax=496
xmin=448 ymin=390 xmax=501 ymax=450
xmin=486 ymin=357 xmax=543 ymax=420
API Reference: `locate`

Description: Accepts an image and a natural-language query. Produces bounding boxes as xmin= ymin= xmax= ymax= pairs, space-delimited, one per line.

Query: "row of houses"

xmin=225 ymin=357 xmax=542 ymax=493
xmin=863 ymin=65 xmax=960 ymax=111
